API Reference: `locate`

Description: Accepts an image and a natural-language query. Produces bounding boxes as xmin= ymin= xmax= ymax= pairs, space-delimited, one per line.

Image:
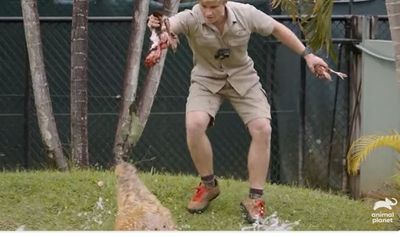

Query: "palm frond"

xmin=347 ymin=134 xmax=400 ymax=175
xmin=272 ymin=0 xmax=336 ymax=61
xmin=271 ymin=0 xmax=299 ymax=22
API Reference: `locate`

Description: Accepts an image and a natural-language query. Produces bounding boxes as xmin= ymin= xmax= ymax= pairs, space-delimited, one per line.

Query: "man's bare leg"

xmin=186 ymin=111 xmax=220 ymax=213
xmin=185 ymin=111 xmax=214 ymax=177
xmin=247 ymin=118 xmax=272 ymax=190
xmin=240 ymin=118 xmax=271 ymax=222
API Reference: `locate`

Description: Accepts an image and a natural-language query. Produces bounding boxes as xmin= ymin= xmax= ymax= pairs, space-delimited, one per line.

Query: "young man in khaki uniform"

xmin=148 ymin=0 xmax=329 ymax=223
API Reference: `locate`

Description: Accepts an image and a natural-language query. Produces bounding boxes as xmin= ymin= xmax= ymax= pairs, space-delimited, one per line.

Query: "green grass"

xmin=0 ymin=169 xmax=398 ymax=231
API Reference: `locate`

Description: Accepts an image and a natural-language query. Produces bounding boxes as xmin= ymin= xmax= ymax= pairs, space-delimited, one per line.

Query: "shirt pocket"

xmin=195 ymin=34 xmax=220 ymax=47
xmin=229 ymin=30 xmax=250 ymax=47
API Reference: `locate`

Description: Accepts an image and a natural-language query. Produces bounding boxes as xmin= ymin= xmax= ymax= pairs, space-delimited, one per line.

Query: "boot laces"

xmin=192 ymin=183 xmax=207 ymax=202
xmin=254 ymin=200 xmax=265 ymax=217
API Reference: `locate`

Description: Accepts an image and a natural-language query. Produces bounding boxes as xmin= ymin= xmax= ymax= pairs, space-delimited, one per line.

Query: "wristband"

xmin=301 ymin=46 xmax=312 ymax=58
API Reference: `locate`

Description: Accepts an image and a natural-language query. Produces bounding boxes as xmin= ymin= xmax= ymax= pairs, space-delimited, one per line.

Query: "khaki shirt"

xmin=169 ymin=1 xmax=275 ymax=96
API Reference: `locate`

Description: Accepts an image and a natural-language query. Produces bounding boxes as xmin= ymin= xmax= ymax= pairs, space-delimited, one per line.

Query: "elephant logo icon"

xmin=373 ymin=198 xmax=398 ymax=211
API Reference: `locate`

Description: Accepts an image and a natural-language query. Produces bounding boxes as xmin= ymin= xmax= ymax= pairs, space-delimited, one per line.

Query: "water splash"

xmin=78 ymin=196 xmax=112 ymax=230
xmin=15 ymin=225 xmax=26 ymax=231
xmin=241 ymin=212 xmax=300 ymax=231
xmin=96 ymin=197 xmax=104 ymax=210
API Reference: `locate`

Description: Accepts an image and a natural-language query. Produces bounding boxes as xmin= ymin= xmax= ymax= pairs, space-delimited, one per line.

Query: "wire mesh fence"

xmin=0 ymin=8 xmax=390 ymax=190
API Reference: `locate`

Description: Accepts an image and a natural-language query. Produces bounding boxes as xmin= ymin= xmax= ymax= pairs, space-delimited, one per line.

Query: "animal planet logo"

xmin=371 ymin=198 xmax=398 ymax=224
xmin=373 ymin=198 xmax=398 ymax=211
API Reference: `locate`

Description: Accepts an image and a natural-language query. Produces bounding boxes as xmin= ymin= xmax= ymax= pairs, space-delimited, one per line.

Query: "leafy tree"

xmin=273 ymin=0 xmax=400 ymax=84
xmin=272 ymin=0 xmax=334 ymax=59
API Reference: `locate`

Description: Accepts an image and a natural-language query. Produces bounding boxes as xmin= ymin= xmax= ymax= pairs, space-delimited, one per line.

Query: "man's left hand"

xmin=304 ymin=54 xmax=330 ymax=80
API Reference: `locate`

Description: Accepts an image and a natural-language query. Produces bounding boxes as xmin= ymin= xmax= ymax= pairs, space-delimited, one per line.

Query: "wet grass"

xmin=0 ymin=169 xmax=398 ymax=231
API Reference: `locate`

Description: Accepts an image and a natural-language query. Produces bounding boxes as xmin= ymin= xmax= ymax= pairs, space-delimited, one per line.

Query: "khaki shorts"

xmin=186 ymin=81 xmax=271 ymax=125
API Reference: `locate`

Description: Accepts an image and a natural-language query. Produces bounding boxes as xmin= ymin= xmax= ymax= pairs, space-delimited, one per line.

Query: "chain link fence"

xmin=0 ymin=1 xmax=391 ymax=190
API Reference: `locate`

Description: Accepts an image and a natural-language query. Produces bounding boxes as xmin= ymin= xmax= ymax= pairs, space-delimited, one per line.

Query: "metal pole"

xmin=327 ymin=43 xmax=344 ymax=189
xmin=349 ymin=0 xmax=354 ymax=15
xmin=298 ymin=37 xmax=306 ymax=186
xmin=347 ymin=16 xmax=368 ymax=199
xmin=342 ymin=17 xmax=353 ymax=193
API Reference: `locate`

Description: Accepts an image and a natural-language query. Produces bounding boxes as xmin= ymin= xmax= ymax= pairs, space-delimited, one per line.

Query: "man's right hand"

xmin=147 ymin=14 xmax=162 ymax=29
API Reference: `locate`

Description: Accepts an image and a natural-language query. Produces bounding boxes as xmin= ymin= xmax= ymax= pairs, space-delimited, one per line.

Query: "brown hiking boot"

xmin=187 ymin=182 xmax=220 ymax=213
xmin=240 ymin=197 xmax=266 ymax=223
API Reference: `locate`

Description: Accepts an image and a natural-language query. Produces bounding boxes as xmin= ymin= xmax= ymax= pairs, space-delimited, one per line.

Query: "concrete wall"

xmin=359 ymin=40 xmax=400 ymax=194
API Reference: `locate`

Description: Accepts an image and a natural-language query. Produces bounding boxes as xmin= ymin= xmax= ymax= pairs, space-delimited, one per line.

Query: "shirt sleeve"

xmin=169 ymin=9 xmax=196 ymax=35
xmin=246 ymin=4 xmax=275 ymax=36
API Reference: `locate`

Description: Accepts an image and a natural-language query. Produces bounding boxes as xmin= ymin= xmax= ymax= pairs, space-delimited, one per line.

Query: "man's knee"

xmin=247 ymin=118 xmax=272 ymax=140
xmin=186 ymin=112 xmax=210 ymax=135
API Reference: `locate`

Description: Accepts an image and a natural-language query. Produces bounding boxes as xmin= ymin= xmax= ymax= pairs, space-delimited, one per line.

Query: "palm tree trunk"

xmin=113 ymin=0 xmax=151 ymax=163
xmin=70 ymin=0 xmax=89 ymax=167
xmin=136 ymin=0 xmax=180 ymax=132
xmin=113 ymin=2 xmax=181 ymax=229
xmin=21 ymin=0 xmax=68 ymax=170
xmin=386 ymin=0 xmax=400 ymax=84
xmin=113 ymin=0 xmax=181 ymax=164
